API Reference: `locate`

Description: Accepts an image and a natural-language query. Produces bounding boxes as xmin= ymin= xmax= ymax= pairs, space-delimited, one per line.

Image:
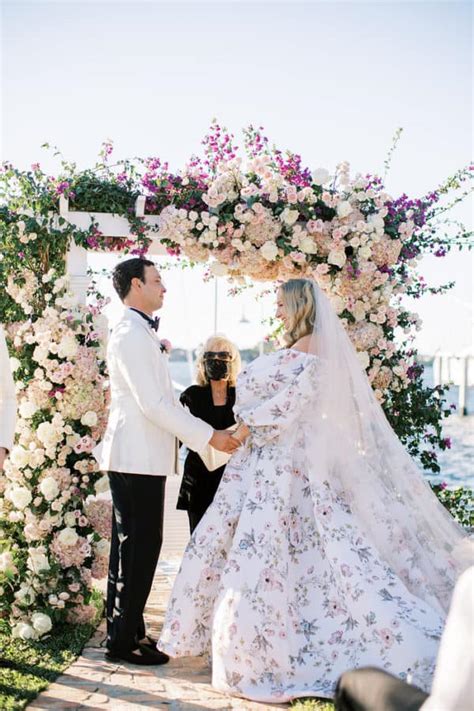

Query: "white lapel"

xmin=125 ymin=309 xmax=162 ymax=350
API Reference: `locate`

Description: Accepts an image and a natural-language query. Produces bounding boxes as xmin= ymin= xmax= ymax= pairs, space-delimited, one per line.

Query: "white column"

xmin=66 ymin=239 xmax=89 ymax=306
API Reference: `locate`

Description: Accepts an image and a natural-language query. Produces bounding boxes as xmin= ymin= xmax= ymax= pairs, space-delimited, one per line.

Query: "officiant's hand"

xmin=0 ymin=447 xmax=7 ymax=471
xmin=209 ymin=430 xmax=241 ymax=453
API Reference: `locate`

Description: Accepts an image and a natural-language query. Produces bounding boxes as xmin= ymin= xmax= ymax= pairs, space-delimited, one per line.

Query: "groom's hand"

xmin=209 ymin=430 xmax=241 ymax=453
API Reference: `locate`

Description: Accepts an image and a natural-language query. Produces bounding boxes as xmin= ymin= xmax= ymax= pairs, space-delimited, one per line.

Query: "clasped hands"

xmin=209 ymin=424 xmax=250 ymax=454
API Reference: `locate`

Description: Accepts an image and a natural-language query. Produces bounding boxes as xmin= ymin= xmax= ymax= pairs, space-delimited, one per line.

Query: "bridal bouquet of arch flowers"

xmin=0 ymin=269 xmax=111 ymax=639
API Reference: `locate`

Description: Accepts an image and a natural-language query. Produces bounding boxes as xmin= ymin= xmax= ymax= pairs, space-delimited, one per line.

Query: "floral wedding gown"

xmin=159 ymin=349 xmax=444 ymax=703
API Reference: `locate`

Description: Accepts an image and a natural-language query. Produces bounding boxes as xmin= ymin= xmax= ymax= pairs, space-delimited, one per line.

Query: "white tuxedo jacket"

xmin=0 ymin=325 xmax=16 ymax=452
xmin=93 ymin=309 xmax=212 ymax=476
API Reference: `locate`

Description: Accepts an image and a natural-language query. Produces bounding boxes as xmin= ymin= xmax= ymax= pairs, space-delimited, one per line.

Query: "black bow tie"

xmin=148 ymin=316 xmax=160 ymax=332
xmin=130 ymin=309 xmax=160 ymax=333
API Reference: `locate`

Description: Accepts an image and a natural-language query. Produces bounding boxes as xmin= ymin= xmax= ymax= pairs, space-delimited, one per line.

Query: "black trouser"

xmin=335 ymin=667 xmax=429 ymax=711
xmin=106 ymin=472 xmax=166 ymax=654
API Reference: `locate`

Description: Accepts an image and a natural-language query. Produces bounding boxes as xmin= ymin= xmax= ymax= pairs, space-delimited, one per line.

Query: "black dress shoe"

xmin=137 ymin=635 xmax=169 ymax=660
xmin=105 ymin=644 xmax=169 ymax=666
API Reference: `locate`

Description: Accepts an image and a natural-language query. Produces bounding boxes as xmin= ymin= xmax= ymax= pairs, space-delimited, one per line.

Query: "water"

xmin=170 ymin=361 xmax=473 ymax=489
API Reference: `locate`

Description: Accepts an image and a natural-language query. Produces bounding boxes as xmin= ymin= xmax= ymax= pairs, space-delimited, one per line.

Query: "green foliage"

xmin=431 ymin=484 xmax=474 ymax=528
xmin=0 ymin=592 xmax=103 ymax=711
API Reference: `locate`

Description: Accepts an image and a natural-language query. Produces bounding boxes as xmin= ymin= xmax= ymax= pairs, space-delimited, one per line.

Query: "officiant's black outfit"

xmin=177 ymin=384 xmax=236 ymax=532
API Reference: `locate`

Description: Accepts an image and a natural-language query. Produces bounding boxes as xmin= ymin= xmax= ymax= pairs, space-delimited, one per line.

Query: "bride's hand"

xmin=233 ymin=424 xmax=250 ymax=444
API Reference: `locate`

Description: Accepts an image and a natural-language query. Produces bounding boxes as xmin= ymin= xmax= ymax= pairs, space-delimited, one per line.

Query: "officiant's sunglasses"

xmin=203 ymin=351 xmax=233 ymax=361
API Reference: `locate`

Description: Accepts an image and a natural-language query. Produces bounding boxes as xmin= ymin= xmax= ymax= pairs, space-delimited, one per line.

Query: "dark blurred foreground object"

xmin=335 ymin=667 xmax=428 ymax=711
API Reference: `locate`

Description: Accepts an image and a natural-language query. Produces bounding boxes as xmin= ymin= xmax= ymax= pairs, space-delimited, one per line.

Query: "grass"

xmin=291 ymin=699 xmax=334 ymax=710
xmin=0 ymin=591 xmax=103 ymax=711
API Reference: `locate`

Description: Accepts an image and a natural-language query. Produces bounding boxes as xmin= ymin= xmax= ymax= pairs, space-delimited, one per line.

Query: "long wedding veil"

xmin=305 ymin=280 xmax=472 ymax=614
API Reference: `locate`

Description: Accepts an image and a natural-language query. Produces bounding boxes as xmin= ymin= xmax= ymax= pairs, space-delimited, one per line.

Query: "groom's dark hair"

xmin=112 ymin=257 xmax=155 ymax=301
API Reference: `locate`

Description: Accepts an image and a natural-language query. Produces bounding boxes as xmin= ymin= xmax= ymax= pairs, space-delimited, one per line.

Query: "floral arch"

xmin=0 ymin=123 xmax=471 ymax=638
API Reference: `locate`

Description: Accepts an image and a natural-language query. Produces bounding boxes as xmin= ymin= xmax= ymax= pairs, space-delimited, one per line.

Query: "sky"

xmin=1 ymin=0 xmax=472 ymax=353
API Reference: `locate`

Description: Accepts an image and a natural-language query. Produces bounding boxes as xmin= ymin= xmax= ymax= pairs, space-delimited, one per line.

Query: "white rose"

xmin=327 ymin=249 xmax=347 ymax=268
xmin=357 ymin=351 xmax=370 ymax=370
xmin=299 ymin=236 xmax=318 ymax=254
xmin=260 ymin=241 xmax=279 ymax=261
xmin=10 ymin=357 xmax=21 ymax=373
xmin=39 ymin=476 xmax=59 ymax=501
xmin=10 ymin=486 xmax=32 ymax=510
xmin=19 ymin=400 xmax=38 ymax=419
xmin=63 ymin=511 xmax=77 ymax=527
xmin=311 ymin=168 xmax=330 ymax=185
xmin=94 ymin=474 xmax=110 ymax=495
xmin=12 ymin=622 xmax=37 ymax=641
xmin=31 ymin=612 xmax=53 ymax=636
xmin=209 ymin=262 xmax=228 ymax=277
xmin=9 ymin=446 xmax=30 ymax=469
xmin=337 ymin=201 xmax=353 ymax=218
xmin=359 ymin=245 xmax=372 ymax=259
xmin=27 ymin=549 xmax=50 ymax=573
xmin=57 ymin=527 xmax=79 ymax=547
xmin=80 ymin=411 xmax=98 ymax=428
xmin=37 ymin=422 xmax=62 ymax=447
xmin=281 ymin=208 xmax=299 ymax=226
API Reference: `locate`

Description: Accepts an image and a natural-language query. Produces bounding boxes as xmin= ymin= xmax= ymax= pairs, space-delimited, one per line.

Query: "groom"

xmin=94 ymin=257 xmax=238 ymax=665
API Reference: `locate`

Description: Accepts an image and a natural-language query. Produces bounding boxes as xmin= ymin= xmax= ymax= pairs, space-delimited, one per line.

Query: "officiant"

xmin=177 ymin=335 xmax=241 ymax=533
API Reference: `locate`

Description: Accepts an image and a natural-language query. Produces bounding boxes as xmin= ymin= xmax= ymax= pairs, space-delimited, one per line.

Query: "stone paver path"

xmin=29 ymin=478 xmax=291 ymax=710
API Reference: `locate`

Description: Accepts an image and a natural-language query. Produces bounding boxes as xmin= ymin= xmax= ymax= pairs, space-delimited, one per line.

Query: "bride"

xmin=159 ymin=278 xmax=469 ymax=703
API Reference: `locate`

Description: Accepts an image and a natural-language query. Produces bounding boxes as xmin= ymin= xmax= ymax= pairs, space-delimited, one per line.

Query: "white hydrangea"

xmin=12 ymin=622 xmax=37 ymax=640
xmin=31 ymin=612 xmax=53 ymax=635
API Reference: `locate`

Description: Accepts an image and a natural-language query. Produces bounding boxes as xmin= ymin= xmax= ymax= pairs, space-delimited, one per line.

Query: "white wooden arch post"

xmin=61 ymin=195 xmax=167 ymax=306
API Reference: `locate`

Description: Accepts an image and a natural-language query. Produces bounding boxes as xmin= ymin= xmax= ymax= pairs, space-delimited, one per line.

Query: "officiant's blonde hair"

xmin=196 ymin=335 xmax=241 ymax=387
xmin=280 ymin=279 xmax=316 ymax=347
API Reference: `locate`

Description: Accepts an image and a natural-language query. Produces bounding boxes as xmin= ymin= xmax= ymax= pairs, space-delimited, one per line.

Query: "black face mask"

xmin=204 ymin=358 xmax=230 ymax=381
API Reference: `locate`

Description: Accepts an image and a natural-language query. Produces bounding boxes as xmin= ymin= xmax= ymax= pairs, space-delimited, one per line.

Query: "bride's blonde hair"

xmin=280 ymin=279 xmax=316 ymax=347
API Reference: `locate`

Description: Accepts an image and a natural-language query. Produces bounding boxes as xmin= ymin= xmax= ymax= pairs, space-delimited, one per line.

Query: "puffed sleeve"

xmin=233 ymin=354 xmax=320 ymax=446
